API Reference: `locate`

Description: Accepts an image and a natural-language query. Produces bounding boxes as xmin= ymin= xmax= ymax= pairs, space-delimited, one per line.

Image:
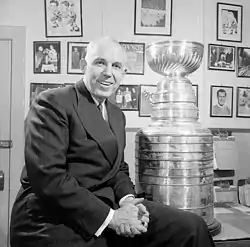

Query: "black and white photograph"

xmin=30 ymin=82 xmax=64 ymax=105
xmin=208 ymin=44 xmax=235 ymax=71
xmin=120 ymin=42 xmax=145 ymax=75
xmin=139 ymin=84 xmax=157 ymax=117
xmin=44 ymin=0 xmax=83 ymax=37
xmin=192 ymin=84 xmax=199 ymax=107
xmin=34 ymin=41 xmax=61 ymax=74
xmin=217 ymin=2 xmax=242 ymax=42
xmin=210 ymin=85 xmax=233 ymax=118
xmin=236 ymin=87 xmax=250 ymax=118
xmin=134 ymin=0 xmax=172 ymax=36
xmin=67 ymin=42 xmax=88 ymax=74
xmin=108 ymin=85 xmax=139 ymax=111
xmin=237 ymin=47 xmax=250 ymax=78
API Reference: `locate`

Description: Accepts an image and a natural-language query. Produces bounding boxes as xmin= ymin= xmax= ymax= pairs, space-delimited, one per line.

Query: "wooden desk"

xmin=213 ymin=205 xmax=250 ymax=246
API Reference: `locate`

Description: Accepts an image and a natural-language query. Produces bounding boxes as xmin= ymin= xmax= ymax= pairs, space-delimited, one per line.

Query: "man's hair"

xmin=217 ymin=88 xmax=227 ymax=98
xmin=85 ymin=37 xmax=126 ymax=64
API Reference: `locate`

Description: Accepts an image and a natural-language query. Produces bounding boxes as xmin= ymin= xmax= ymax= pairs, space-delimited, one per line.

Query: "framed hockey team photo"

xmin=236 ymin=87 xmax=250 ymax=118
xmin=139 ymin=84 xmax=157 ymax=117
xmin=44 ymin=0 xmax=83 ymax=37
xmin=120 ymin=42 xmax=145 ymax=75
xmin=237 ymin=47 xmax=250 ymax=78
xmin=134 ymin=0 xmax=172 ymax=36
xmin=30 ymin=82 xmax=64 ymax=105
xmin=217 ymin=2 xmax=243 ymax=42
xmin=108 ymin=85 xmax=139 ymax=111
xmin=34 ymin=41 xmax=61 ymax=74
xmin=208 ymin=44 xmax=235 ymax=71
xmin=67 ymin=42 xmax=88 ymax=74
xmin=210 ymin=85 xmax=233 ymax=118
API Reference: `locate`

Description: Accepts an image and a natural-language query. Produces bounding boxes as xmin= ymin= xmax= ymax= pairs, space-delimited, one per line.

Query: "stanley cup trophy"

xmin=135 ymin=40 xmax=221 ymax=236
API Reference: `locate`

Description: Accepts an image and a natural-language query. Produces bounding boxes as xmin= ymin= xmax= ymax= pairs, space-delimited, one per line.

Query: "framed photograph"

xmin=108 ymin=85 xmax=139 ymax=111
xmin=134 ymin=0 xmax=172 ymax=36
xmin=67 ymin=42 xmax=88 ymax=74
xmin=139 ymin=84 xmax=157 ymax=117
xmin=30 ymin=82 xmax=64 ymax=105
xmin=217 ymin=3 xmax=242 ymax=42
xmin=192 ymin=84 xmax=198 ymax=107
xmin=236 ymin=47 xmax=250 ymax=78
xmin=120 ymin=42 xmax=145 ymax=75
xmin=208 ymin=44 xmax=235 ymax=71
xmin=44 ymin=0 xmax=83 ymax=37
xmin=236 ymin=87 xmax=250 ymax=118
xmin=34 ymin=41 xmax=61 ymax=74
xmin=210 ymin=85 xmax=233 ymax=118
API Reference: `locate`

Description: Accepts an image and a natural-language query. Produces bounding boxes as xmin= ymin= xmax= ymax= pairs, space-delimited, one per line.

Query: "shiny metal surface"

xmin=135 ymin=40 xmax=216 ymax=226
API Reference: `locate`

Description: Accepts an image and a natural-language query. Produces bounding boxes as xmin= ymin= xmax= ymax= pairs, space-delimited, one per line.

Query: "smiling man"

xmin=10 ymin=37 xmax=215 ymax=247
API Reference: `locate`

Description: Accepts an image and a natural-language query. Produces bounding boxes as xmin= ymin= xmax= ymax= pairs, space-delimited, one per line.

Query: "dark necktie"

xmin=98 ymin=103 xmax=106 ymax=120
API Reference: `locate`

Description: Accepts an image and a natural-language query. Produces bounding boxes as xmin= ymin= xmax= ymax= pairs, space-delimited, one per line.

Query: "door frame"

xmin=0 ymin=26 xmax=26 ymax=245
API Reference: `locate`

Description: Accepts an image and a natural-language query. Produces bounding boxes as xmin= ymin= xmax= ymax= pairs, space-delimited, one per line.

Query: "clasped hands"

xmin=109 ymin=197 xmax=149 ymax=238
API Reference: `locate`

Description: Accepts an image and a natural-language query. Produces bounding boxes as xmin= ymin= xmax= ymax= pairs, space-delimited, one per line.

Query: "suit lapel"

xmin=73 ymin=80 xmax=118 ymax=166
xmin=106 ymin=100 xmax=123 ymax=159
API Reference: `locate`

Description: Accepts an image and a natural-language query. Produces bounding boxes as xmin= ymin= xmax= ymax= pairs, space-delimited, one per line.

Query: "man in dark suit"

xmin=10 ymin=37 xmax=215 ymax=247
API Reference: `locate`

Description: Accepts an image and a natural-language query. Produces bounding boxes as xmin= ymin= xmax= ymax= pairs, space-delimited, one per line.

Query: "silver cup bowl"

xmin=146 ymin=40 xmax=204 ymax=77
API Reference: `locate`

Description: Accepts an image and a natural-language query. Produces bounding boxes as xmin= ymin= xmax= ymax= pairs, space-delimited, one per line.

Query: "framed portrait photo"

xmin=139 ymin=84 xmax=157 ymax=117
xmin=236 ymin=87 xmax=250 ymax=118
xmin=67 ymin=42 xmax=88 ymax=74
xmin=34 ymin=41 xmax=61 ymax=74
xmin=30 ymin=82 xmax=64 ymax=105
xmin=236 ymin=47 xmax=250 ymax=78
xmin=217 ymin=2 xmax=242 ymax=42
xmin=44 ymin=0 xmax=83 ymax=38
xmin=108 ymin=85 xmax=139 ymax=111
xmin=210 ymin=85 xmax=233 ymax=118
xmin=192 ymin=84 xmax=198 ymax=107
xmin=120 ymin=42 xmax=145 ymax=75
xmin=208 ymin=44 xmax=235 ymax=71
xmin=134 ymin=0 xmax=172 ymax=36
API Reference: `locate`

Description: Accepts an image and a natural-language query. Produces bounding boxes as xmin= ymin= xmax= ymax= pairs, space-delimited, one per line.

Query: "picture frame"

xmin=44 ymin=0 xmax=83 ymax=38
xmin=192 ymin=84 xmax=198 ymax=107
xmin=108 ymin=85 xmax=139 ymax=111
xmin=236 ymin=87 xmax=250 ymax=118
xmin=208 ymin=44 xmax=235 ymax=71
xmin=134 ymin=0 xmax=172 ymax=36
xmin=30 ymin=82 xmax=64 ymax=105
xmin=210 ymin=85 xmax=233 ymax=118
xmin=217 ymin=2 xmax=243 ymax=42
xmin=139 ymin=84 xmax=157 ymax=117
xmin=120 ymin=42 xmax=145 ymax=75
xmin=34 ymin=41 xmax=61 ymax=74
xmin=236 ymin=47 xmax=250 ymax=78
xmin=67 ymin=42 xmax=88 ymax=74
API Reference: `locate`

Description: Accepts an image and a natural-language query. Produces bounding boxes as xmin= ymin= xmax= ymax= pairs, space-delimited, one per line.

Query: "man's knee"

xmin=180 ymin=211 xmax=208 ymax=233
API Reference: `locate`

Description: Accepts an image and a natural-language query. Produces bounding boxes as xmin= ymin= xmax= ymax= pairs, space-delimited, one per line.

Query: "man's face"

xmin=218 ymin=91 xmax=226 ymax=106
xmin=84 ymin=41 xmax=127 ymax=101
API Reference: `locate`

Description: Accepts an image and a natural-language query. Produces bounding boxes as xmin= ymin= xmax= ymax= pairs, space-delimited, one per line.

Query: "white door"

xmin=0 ymin=26 xmax=26 ymax=247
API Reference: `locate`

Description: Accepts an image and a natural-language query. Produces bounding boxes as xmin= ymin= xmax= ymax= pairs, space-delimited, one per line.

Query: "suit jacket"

xmin=10 ymin=80 xmax=135 ymax=246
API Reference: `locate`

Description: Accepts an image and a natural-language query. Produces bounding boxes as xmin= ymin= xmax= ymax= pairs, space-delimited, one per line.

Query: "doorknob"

xmin=0 ymin=140 xmax=12 ymax=149
xmin=0 ymin=171 xmax=4 ymax=191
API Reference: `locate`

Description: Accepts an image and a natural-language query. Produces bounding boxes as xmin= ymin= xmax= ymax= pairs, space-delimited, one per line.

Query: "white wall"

xmin=0 ymin=0 xmax=250 ymax=181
